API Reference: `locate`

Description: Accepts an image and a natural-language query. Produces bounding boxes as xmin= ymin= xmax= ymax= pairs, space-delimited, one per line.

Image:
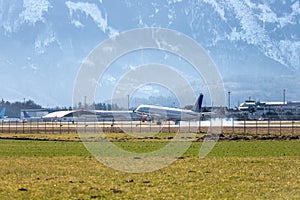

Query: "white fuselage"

xmin=134 ymin=104 xmax=202 ymax=121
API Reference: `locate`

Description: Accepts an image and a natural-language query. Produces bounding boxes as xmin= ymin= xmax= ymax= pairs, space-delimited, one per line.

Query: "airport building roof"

xmin=42 ymin=110 xmax=94 ymax=119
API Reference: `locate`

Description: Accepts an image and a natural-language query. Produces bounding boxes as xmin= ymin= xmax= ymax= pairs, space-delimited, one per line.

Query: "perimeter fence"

xmin=0 ymin=118 xmax=300 ymax=135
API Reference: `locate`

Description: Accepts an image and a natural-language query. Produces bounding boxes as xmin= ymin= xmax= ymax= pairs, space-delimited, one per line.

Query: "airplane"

xmin=0 ymin=107 xmax=22 ymax=122
xmin=22 ymin=110 xmax=31 ymax=118
xmin=133 ymin=93 xmax=207 ymax=124
xmin=94 ymin=110 xmax=141 ymax=121
xmin=22 ymin=110 xmax=44 ymax=122
xmin=0 ymin=107 xmax=6 ymax=118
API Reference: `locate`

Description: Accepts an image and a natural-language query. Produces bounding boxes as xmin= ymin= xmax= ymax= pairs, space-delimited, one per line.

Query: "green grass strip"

xmin=0 ymin=139 xmax=299 ymax=157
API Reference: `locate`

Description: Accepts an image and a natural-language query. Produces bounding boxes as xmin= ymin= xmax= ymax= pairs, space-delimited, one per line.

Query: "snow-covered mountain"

xmin=0 ymin=0 xmax=299 ymax=107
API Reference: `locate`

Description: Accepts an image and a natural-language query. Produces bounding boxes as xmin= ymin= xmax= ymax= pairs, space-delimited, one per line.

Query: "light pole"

xmin=127 ymin=94 xmax=130 ymax=110
xmin=228 ymin=91 xmax=231 ymax=110
xmin=282 ymin=89 xmax=286 ymax=119
xmin=22 ymin=98 xmax=25 ymax=119
xmin=283 ymin=89 xmax=286 ymax=104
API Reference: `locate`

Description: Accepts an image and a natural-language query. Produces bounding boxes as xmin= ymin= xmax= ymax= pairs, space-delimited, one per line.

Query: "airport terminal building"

xmin=236 ymin=100 xmax=300 ymax=120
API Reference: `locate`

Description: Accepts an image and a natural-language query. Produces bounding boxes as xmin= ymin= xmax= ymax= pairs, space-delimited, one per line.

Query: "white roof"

xmin=264 ymin=102 xmax=286 ymax=105
xmin=42 ymin=111 xmax=74 ymax=118
xmin=42 ymin=110 xmax=94 ymax=119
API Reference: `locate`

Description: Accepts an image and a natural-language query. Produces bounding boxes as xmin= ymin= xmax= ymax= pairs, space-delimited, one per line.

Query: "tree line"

xmin=0 ymin=99 xmax=42 ymax=118
xmin=74 ymin=102 xmax=122 ymax=111
xmin=0 ymin=99 xmax=124 ymax=118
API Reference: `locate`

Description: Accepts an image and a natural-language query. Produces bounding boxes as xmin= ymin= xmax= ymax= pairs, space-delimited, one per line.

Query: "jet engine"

xmin=142 ymin=115 xmax=152 ymax=122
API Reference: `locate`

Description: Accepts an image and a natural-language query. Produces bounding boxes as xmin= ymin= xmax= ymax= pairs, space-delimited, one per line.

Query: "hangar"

xmin=42 ymin=110 xmax=141 ymax=122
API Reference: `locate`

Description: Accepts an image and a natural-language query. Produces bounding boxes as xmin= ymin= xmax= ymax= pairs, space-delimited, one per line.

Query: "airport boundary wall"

xmin=0 ymin=119 xmax=300 ymax=136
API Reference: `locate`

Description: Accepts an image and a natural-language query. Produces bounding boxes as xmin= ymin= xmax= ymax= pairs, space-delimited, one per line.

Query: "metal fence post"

xmin=199 ymin=116 xmax=202 ymax=133
xmin=52 ymin=121 xmax=54 ymax=134
xmin=29 ymin=119 xmax=32 ymax=134
xmin=37 ymin=120 xmax=39 ymax=133
xmin=279 ymin=119 xmax=282 ymax=135
xmin=139 ymin=120 xmax=141 ymax=133
xmin=256 ymin=120 xmax=258 ymax=135
xmin=67 ymin=121 xmax=70 ymax=134
xmin=102 ymin=119 xmax=105 ymax=132
xmin=93 ymin=120 xmax=96 ymax=133
xmin=243 ymin=118 xmax=246 ymax=135
xmin=232 ymin=117 xmax=235 ymax=133
xmin=44 ymin=121 xmax=46 ymax=134
xmin=268 ymin=119 xmax=270 ymax=135
xmin=15 ymin=121 xmax=18 ymax=133
xmin=292 ymin=120 xmax=294 ymax=135
xmin=60 ymin=121 xmax=62 ymax=134
xmin=22 ymin=121 xmax=25 ymax=133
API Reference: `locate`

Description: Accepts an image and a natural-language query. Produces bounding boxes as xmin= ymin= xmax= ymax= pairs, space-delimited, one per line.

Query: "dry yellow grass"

xmin=0 ymin=130 xmax=299 ymax=199
xmin=0 ymin=156 xmax=299 ymax=199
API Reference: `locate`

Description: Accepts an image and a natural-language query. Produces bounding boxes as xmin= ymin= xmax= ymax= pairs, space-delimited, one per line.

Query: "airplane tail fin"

xmin=0 ymin=107 xmax=6 ymax=118
xmin=23 ymin=111 xmax=31 ymax=118
xmin=192 ymin=93 xmax=203 ymax=113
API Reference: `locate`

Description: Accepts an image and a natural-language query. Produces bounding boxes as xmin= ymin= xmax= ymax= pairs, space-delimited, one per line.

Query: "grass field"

xmin=0 ymin=133 xmax=299 ymax=199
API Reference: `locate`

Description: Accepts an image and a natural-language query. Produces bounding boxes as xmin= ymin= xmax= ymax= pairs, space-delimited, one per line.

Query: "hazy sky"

xmin=0 ymin=0 xmax=300 ymax=108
